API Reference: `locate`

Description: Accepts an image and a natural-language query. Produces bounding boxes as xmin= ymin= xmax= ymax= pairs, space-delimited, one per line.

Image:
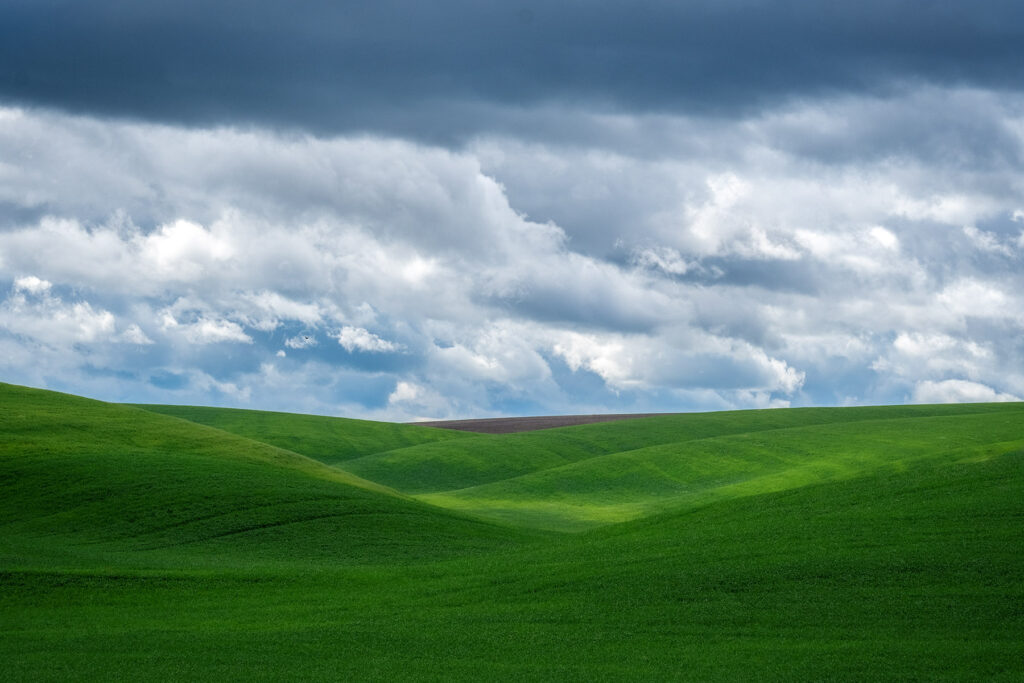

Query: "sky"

xmin=1 ymin=0 xmax=1023 ymax=420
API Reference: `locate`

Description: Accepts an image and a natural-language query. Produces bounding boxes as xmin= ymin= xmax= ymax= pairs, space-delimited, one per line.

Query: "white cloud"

xmin=386 ymin=380 xmax=454 ymax=420
xmin=963 ymin=225 xmax=1014 ymax=256
xmin=68 ymin=303 xmax=116 ymax=342
xmin=792 ymin=225 xmax=907 ymax=274
xmin=552 ymin=332 xmax=638 ymax=391
xmin=937 ymin=279 xmax=1012 ymax=321
xmin=285 ymin=334 xmax=318 ymax=349
xmin=1 ymin=282 xmax=116 ymax=345
xmin=189 ymin=370 xmax=253 ymax=402
xmin=400 ymin=257 xmax=439 ymax=286
xmin=892 ymin=193 xmax=989 ymax=224
xmin=388 ymin=380 xmax=422 ymax=404
xmin=118 ymin=324 xmax=154 ymax=345
xmin=550 ymin=328 xmax=805 ymax=396
xmin=868 ymin=226 xmax=899 ymax=251
xmin=186 ymin=319 xmax=251 ymax=344
xmin=139 ymin=219 xmax=234 ymax=280
xmin=631 ymin=246 xmax=694 ymax=276
xmin=336 ymin=326 xmax=400 ymax=353
xmin=240 ymin=291 xmax=324 ymax=331
xmin=160 ymin=312 xmax=252 ymax=344
xmin=0 ymin=96 xmax=1023 ymax=417
xmin=428 ymin=320 xmax=552 ymax=386
xmin=911 ymin=379 xmax=1020 ymax=404
xmin=681 ymin=173 xmax=802 ymax=260
xmin=13 ymin=275 xmax=52 ymax=294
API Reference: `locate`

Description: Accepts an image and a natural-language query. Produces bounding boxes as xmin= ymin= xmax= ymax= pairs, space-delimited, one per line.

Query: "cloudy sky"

xmin=1 ymin=0 xmax=1023 ymax=419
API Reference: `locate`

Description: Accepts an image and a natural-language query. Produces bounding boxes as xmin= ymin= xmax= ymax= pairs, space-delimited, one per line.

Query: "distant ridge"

xmin=411 ymin=413 xmax=672 ymax=434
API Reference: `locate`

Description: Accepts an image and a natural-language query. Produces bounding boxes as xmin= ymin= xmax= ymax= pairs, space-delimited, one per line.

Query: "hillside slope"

xmin=1 ymin=385 xmax=1022 ymax=679
xmin=2 ymin=411 xmax=1021 ymax=679
xmin=338 ymin=404 xmax=1014 ymax=493
xmin=419 ymin=409 xmax=1024 ymax=529
xmin=0 ymin=383 xmax=537 ymax=568
xmin=134 ymin=403 xmax=471 ymax=467
xmin=331 ymin=403 xmax=1024 ymax=530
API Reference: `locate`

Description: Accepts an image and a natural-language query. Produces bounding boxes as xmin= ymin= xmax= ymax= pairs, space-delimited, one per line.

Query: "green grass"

xmin=417 ymin=409 xmax=1024 ymax=530
xmin=0 ymin=384 xmax=538 ymax=568
xmin=340 ymin=403 xmax=1015 ymax=494
xmin=132 ymin=403 xmax=471 ymax=467
xmin=2 ymin=382 xmax=1023 ymax=680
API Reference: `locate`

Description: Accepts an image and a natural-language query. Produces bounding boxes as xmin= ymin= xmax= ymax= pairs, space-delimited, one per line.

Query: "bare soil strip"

xmin=410 ymin=413 xmax=673 ymax=434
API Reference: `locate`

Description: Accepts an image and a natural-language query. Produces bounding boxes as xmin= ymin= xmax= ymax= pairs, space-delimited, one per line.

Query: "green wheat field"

xmin=2 ymin=381 xmax=1023 ymax=680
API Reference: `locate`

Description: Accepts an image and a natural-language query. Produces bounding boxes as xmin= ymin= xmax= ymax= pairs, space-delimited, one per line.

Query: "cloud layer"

xmin=3 ymin=1 xmax=1024 ymax=142
xmin=1 ymin=91 xmax=1022 ymax=418
xmin=2 ymin=1 xmax=1023 ymax=416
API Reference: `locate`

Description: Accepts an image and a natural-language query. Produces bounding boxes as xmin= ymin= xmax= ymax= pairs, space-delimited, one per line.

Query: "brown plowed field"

xmin=411 ymin=413 xmax=673 ymax=434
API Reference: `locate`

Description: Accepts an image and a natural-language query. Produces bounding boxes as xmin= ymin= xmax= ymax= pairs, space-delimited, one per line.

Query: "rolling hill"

xmin=2 ymin=381 xmax=1022 ymax=680
xmin=340 ymin=404 xmax=1024 ymax=529
xmin=0 ymin=383 xmax=538 ymax=569
xmin=133 ymin=403 xmax=472 ymax=467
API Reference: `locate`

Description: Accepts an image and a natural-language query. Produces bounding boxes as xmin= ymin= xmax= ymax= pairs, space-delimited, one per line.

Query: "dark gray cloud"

xmin=2 ymin=0 xmax=1023 ymax=141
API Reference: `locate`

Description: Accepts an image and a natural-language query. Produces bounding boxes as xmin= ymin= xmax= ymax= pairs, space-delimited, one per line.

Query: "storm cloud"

xmin=2 ymin=0 xmax=1024 ymax=141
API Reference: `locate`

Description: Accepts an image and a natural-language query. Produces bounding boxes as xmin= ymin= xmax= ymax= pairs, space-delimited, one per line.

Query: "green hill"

xmin=133 ymin=403 xmax=471 ymax=467
xmin=2 ymin=382 xmax=1022 ymax=680
xmin=0 ymin=383 xmax=536 ymax=568
xmin=337 ymin=403 xmax=1024 ymax=530
xmin=417 ymin=409 xmax=1024 ymax=529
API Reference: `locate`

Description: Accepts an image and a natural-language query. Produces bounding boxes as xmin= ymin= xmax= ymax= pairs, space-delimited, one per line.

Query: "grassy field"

xmin=133 ymin=403 xmax=472 ymax=467
xmin=2 ymin=382 xmax=1023 ymax=680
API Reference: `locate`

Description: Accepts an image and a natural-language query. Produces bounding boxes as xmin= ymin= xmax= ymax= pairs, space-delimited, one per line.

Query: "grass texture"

xmin=132 ymin=403 xmax=471 ymax=467
xmin=2 ymin=382 xmax=1022 ymax=680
